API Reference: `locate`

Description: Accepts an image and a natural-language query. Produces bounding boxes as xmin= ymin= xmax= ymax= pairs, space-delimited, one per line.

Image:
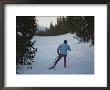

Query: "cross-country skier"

xmin=49 ymin=40 xmax=71 ymax=69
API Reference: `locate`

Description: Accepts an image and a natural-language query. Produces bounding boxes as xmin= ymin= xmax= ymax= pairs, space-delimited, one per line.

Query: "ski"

xmin=48 ymin=67 xmax=56 ymax=70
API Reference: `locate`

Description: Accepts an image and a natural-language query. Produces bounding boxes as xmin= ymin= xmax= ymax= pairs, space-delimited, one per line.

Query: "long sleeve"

xmin=57 ymin=45 xmax=60 ymax=54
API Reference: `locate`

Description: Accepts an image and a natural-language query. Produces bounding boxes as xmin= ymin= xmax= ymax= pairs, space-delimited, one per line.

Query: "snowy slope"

xmin=16 ymin=33 xmax=94 ymax=74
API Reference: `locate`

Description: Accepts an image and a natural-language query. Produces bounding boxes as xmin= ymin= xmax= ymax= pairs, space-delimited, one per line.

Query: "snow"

xmin=16 ymin=33 xmax=94 ymax=74
xmin=17 ymin=32 xmax=23 ymax=36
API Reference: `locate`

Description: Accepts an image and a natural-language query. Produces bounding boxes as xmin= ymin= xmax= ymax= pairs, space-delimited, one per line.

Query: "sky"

xmin=36 ymin=16 xmax=57 ymax=28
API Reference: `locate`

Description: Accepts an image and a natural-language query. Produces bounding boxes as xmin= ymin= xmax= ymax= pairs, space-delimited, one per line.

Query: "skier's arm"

xmin=57 ymin=45 xmax=60 ymax=55
xmin=57 ymin=49 xmax=59 ymax=55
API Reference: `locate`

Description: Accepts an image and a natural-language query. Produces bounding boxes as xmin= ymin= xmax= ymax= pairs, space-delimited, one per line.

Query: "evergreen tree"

xmin=16 ymin=16 xmax=37 ymax=65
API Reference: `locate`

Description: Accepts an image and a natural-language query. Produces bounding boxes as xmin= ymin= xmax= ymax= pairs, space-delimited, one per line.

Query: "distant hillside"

xmin=36 ymin=25 xmax=46 ymax=32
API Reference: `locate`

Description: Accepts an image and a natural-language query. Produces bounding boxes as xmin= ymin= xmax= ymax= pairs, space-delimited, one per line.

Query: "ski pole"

xmin=50 ymin=55 xmax=58 ymax=67
xmin=67 ymin=57 xmax=69 ymax=69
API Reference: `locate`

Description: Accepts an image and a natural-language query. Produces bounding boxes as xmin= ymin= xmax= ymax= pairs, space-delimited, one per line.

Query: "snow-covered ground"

xmin=16 ymin=33 xmax=94 ymax=74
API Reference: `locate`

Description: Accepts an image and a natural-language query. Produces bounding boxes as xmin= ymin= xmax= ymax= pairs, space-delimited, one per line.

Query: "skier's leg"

xmin=53 ymin=54 xmax=62 ymax=67
xmin=64 ymin=55 xmax=67 ymax=68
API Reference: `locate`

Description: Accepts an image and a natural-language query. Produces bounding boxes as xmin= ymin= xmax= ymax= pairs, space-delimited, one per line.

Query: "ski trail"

xmin=17 ymin=33 xmax=94 ymax=74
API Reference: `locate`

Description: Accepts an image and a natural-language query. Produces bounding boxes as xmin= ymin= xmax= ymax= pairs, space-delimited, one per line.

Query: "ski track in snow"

xmin=16 ymin=33 xmax=94 ymax=74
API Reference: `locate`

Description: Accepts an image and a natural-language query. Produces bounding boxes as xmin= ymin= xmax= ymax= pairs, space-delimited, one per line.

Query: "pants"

xmin=54 ymin=54 xmax=67 ymax=68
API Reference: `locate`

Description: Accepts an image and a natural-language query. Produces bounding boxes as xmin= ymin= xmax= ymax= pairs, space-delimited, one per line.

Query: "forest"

xmin=38 ymin=16 xmax=94 ymax=45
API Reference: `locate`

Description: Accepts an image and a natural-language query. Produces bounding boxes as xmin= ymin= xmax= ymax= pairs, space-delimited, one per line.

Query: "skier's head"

xmin=64 ymin=40 xmax=67 ymax=44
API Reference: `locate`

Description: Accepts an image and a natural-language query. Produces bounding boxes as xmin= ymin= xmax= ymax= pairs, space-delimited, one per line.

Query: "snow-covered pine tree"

xmin=16 ymin=16 xmax=37 ymax=65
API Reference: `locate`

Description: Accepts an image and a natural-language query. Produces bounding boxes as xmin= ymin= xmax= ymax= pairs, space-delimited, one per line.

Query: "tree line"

xmin=38 ymin=16 xmax=94 ymax=45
